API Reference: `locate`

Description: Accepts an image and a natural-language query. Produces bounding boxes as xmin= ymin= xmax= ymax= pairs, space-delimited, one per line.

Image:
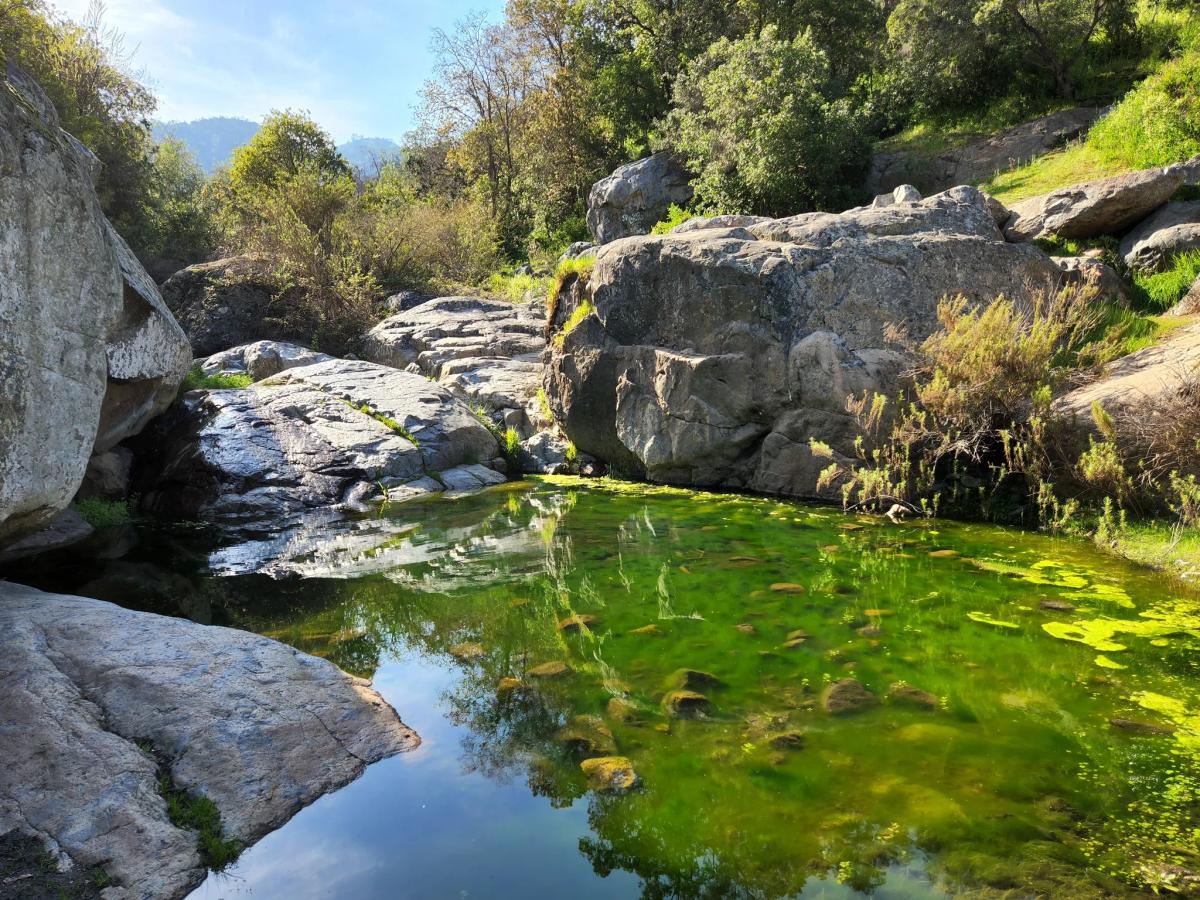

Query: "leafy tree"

xmin=663 ymin=25 xmax=871 ymax=216
xmin=229 ymin=109 xmax=350 ymax=196
xmin=138 ymin=137 xmax=219 ymax=268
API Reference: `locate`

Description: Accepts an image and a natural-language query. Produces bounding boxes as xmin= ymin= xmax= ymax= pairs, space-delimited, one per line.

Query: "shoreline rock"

xmin=0 ymin=582 xmax=419 ymax=900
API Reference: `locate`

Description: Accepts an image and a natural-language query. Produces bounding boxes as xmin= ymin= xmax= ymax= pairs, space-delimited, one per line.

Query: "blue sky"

xmin=50 ymin=0 xmax=506 ymax=143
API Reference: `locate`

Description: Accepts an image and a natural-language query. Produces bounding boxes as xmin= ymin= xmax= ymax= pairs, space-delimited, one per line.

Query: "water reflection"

xmin=6 ymin=480 xmax=1198 ymax=898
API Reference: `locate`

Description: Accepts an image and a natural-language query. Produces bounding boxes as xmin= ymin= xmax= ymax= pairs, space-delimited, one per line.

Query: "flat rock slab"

xmin=0 ymin=582 xmax=418 ymax=900
xmin=139 ymin=358 xmax=503 ymax=525
xmin=1054 ymin=320 xmax=1200 ymax=422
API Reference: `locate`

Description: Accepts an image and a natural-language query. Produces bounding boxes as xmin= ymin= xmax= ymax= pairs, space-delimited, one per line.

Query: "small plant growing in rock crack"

xmin=504 ymin=427 xmax=521 ymax=456
xmin=345 ymin=401 xmax=418 ymax=446
xmin=137 ymin=740 xmax=241 ymax=871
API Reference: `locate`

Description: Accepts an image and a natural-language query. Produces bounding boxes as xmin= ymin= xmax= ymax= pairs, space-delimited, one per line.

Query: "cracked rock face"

xmin=138 ymin=358 xmax=504 ymax=527
xmin=546 ymin=186 xmax=1064 ymax=497
xmin=361 ymin=296 xmax=549 ymax=438
xmin=587 ymin=152 xmax=694 ymax=244
xmin=0 ymin=582 xmax=418 ymax=900
xmin=0 ymin=64 xmax=189 ymax=545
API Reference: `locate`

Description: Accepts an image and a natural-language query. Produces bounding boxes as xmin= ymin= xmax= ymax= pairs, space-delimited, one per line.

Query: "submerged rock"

xmin=766 ymin=731 xmax=807 ymax=751
xmin=555 ymin=714 xmax=617 ymax=757
xmin=0 ymin=583 xmax=417 ymax=900
xmin=528 ymin=660 xmax=573 ymax=679
xmin=1109 ymin=717 xmax=1175 ymax=736
xmin=580 ymin=756 xmax=640 ymax=794
xmin=887 ymin=682 xmax=941 ymax=710
xmin=821 ymin=678 xmax=879 ymax=715
xmin=449 ymin=642 xmax=486 ymax=661
xmin=557 ymin=614 xmax=599 ymax=633
xmin=662 ymin=690 xmax=711 ymax=718
xmin=665 ymin=669 xmax=724 ymax=692
xmin=607 ymin=696 xmax=645 ymax=724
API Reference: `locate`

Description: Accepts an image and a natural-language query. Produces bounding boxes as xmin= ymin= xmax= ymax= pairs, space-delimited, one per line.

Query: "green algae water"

xmin=9 ymin=478 xmax=1200 ymax=897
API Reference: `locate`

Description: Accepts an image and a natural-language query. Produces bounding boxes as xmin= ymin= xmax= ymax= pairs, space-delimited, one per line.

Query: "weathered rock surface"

xmin=1004 ymin=163 xmax=1191 ymax=241
xmin=547 ymin=187 xmax=1064 ymax=497
xmin=1120 ymin=200 xmax=1200 ymax=272
xmin=361 ymin=296 xmax=547 ymax=438
xmin=198 ymin=340 xmax=335 ymax=382
xmin=587 ymin=152 xmax=694 ymax=244
xmin=0 ymin=582 xmax=418 ymax=900
xmin=0 ymin=64 xmax=188 ymax=545
xmin=1171 ymin=276 xmax=1200 ymax=316
xmin=1054 ymin=319 xmax=1200 ymax=421
xmin=159 ymin=256 xmax=281 ymax=357
xmin=1053 ymin=256 xmax=1131 ymax=307
xmin=79 ymin=446 xmax=134 ymax=500
xmin=866 ymin=107 xmax=1103 ymax=197
xmin=139 ymin=358 xmax=504 ymax=526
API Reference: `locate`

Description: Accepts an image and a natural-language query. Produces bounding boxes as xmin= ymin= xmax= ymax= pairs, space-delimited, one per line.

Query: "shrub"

xmin=74 ymin=498 xmax=132 ymax=528
xmin=662 ymin=25 xmax=872 ymax=216
xmin=651 ymin=204 xmax=695 ymax=234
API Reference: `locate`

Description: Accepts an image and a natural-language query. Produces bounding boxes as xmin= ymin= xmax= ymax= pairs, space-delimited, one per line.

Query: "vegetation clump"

xmin=74 ymin=497 xmax=132 ymax=529
xmin=181 ymin=365 xmax=253 ymax=392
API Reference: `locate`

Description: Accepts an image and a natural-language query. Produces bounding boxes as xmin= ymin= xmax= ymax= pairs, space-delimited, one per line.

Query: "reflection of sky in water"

xmin=190 ymin=646 xmax=643 ymax=900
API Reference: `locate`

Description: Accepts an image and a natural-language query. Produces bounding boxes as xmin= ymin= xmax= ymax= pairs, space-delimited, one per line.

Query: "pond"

xmin=7 ymin=477 xmax=1199 ymax=898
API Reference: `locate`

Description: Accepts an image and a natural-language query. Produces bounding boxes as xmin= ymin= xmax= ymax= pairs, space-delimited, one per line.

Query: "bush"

xmin=74 ymin=498 xmax=132 ymax=528
xmin=1132 ymin=250 xmax=1200 ymax=311
xmin=650 ymin=204 xmax=695 ymax=234
xmin=662 ymin=25 xmax=872 ymax=216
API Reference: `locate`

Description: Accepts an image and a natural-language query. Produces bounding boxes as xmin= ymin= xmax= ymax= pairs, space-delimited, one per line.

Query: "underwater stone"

xmin=766 ymin=731 xmax=806 ymax=751
xmin=770 ymin=582 xmax=807 ymax=594
xmin=1109 ymin=718 xmax=1175 ymax=736
xmin=449 ymin=642 xmax=485 ymax=661
xmin=628 ymin=623 xmax=662 ymax=636
xmin=887 ymin=682 xmax=940 ymax=710
xmin=528 ymin=660 xmax=573 ymax=678
xmin=1040 ymin=599 xmax=1077 ymax=611
xmin=665 ymin=669 xmax=724 ymax=691
xmin=662 ymin=690 xmax=711 ymax=718
xmin=556 ymin=715 xmax=617 ymax=757
xmin=497 ymin=677 xmax=524 ymax=696
xmin=821 ymin=679 xmax=879 ymax=715
xmin=557 ymin=614 xmax=598 ymax=633
xmin=607 ymin=697 xmax=644 ymax=724
xmin=580 ymin=756 xmax=640 ymax=794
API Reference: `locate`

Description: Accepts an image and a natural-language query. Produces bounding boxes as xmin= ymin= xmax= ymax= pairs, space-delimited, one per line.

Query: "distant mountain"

xmin=152 ymin=118 xmax=403 ymax=176
xmin=338 ymin=136 xmax=403 ymax=173
xmin=152 ymin=117 xmax=259 ymax=173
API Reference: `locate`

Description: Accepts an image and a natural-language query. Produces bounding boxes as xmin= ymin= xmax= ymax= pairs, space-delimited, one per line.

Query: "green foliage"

xmin=504 ymin=427 xmax=522 ymax=456
xmin=650 ymin=204 xmax=695 ymax=234
xmin=228 ymin=109 xmax=350 ymax=201
xmin=664 ymin=25 xmax=872 ymax=216
xmin=139 ymin=138 xmax=220 ymax=266
xmin=156 ymin=772 xmax=240 ymax=870
xmin=74 ymin=498 xmax=132 ymax=529
xmin=1132 ymin=249 xmax=1200 ymax=311
xmin=554 ymin=299 xmax=596 ymax=348
xmin=487 ymin=270 xmax=549 ymax=304
xmin=181 ymin=366 xmax=253 ymax=392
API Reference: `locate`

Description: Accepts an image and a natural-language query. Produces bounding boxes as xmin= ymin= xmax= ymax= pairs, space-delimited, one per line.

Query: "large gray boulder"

xmin=0 ymin=582 xmax=418 ymax=900
xmin=159 ymin=255 xmax=281 ymax=356
xmin=545 ymin=187 xmax=1064 ymax=496
xmin=587 ymin=152 xmax=694 ymax=244
xmin=361 ymin=296 xmax=548 ymax=438
xmin=1120 ymin=200 xmax=1200 ymax=272
xmin=866 ymin=107 xmax=1103 ymax=196
xmin=1004 ymin=163 xmax=1191 ymax=241
xmin=139 ymin=358 xmax=504 ymax=526
xmin=197 ymin=340 xmax=335 ymax=382
xmin=0 ymin=64 xmax=189 ymax=545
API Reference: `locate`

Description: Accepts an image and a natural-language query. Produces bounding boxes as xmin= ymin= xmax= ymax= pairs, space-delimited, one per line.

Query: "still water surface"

xmin=9 ymin=478 xmax=1198 ymax=898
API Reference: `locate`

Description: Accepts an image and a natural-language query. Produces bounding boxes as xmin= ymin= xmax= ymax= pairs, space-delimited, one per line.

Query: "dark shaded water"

xmin=7 ymin=478 xmax=1199 ymax=898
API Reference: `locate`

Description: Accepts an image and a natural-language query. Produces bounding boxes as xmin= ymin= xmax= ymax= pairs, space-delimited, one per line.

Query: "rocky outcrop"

xmin=139 ymin=358 xmax=505 ymax=526
xmin=0 ymin=582 xmax=418 ymax=900
xmin=1119 ymin=200 xmax=1200 ymax=272
xmin=1004 ymin=162 xmax=1193 ymax=241
xmin=1171 ymin=276 xmax=1200 ymax=316
xmin=198 ymin=340 xmax=334 ymax=382
xmin=361 ymin=296 xmax=548 ymax=438
xmin=0 ymin=64 xmax=189 ymax=545
xmin=159 ymin=255 xmax=282 ymax=356
xmin=546 ymin=187 xmax=1064 ymax=496
xmin=587 ymin=152 xmax=694 ymax=244
xmin=1053 ymin=256 xmax=1131 ymax=307
xmin=1054 ymin=319 xmax=1200 ymax=421
xmin=866 ymin=107 xmax=1103 ymax=196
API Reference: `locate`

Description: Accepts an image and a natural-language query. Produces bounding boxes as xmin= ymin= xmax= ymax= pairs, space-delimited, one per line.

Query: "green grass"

xmin=1132 ymin=249 xmax=1200 ymax=311
xmin=1100 ymin=518 xmax=1200 ymax=576
xmin=74 ymin=497 xmax=132 ymax=528
xmin=355 ymin=404 xmax=418 ymax=446
xmin=158 ymin=773 xmax=241 ymax=870
xmin=182 ymin=365 xmax=254 ymax=392
xmin=504 ymin=427 xmax=521 ymax=456
xmin=650 ymin=204 xmax=695 ymax=235
xmin=553 ymin=299 xmax=596 ymax=349
xmin=486 ymin=270 xmax=550 ymax=304
xmin=547 ymin=255 xmax=595 ymax=304
xmin=981 ymin=45 xmax=1200 ymax=202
